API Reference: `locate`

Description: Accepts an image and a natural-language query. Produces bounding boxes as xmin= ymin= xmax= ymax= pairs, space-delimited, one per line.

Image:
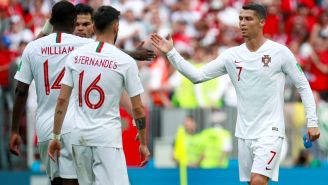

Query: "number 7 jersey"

xmin=14 ymin=32 xmax=93 ymax=142
xmin=61 ymin=41 xmax=144 ymax=147
xmin=166 ymin=39 xmax=317 ymax=139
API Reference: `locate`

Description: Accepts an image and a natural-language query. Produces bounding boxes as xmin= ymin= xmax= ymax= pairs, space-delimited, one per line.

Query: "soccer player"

xmin=150 ymin=3 xmax=320 ymax=185
xmin=48 ymin=5 xmax=150 ymax=185
xmin=73 ymin=3 xmax=154 ymax=116
xmin=9 ymin=1 xmax=93 ymax=185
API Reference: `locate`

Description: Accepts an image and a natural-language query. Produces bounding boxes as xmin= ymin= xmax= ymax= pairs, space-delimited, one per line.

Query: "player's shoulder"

xmin=74 ymin=40 xmax=98 ymax=51
xmin=265 ymin=39 xmax=289 ymax=51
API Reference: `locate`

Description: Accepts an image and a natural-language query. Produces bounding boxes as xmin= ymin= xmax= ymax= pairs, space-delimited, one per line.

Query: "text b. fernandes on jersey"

xmin=74 ymin=55 xmax=118 ymax=69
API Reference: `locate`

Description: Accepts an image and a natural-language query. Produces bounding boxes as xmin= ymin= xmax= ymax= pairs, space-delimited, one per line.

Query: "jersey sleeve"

xmin=14 ymin=43 xmax=33 ymax=84
xmin=281 ymin=47 xmax=318 ymax=127
xmin=124 ymin=59 xmax=144 ymax=97
xmin=166 ymin=48 xmax=228 ymax=84
xmin=61 ymin=53 xmax=75 ymax=87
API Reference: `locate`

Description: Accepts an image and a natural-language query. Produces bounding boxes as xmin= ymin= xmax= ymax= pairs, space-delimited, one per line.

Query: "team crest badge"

xmin=262 ymin=55 xmax=271 ymax=67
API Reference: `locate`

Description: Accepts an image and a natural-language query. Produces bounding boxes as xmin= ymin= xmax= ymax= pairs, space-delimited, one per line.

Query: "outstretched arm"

xmin=124 ymin=41 xmax=156 ymax=61
xmin=9 ymin=81 xmax=29 ymax=156
xmin=150 ymin=33 xmax=227 ymax=83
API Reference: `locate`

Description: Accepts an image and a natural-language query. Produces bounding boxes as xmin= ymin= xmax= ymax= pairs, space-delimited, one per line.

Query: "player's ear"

xmin=113 ymin=21 xmax=119 ymax=35
xmin=259 ymin=18 xmax=265 ymax=27
xmin=93 ymin=24 xmax=96 ymax=34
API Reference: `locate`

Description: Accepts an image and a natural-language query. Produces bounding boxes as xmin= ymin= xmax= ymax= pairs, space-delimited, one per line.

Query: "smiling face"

xmin=74 ymin=14 xmax=94 ymax=38
xmin=239 ymin=9 xmax=265 ymax=39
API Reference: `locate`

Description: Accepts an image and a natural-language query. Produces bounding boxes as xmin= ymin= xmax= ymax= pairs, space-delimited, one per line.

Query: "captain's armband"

xmin=135 ymin=117 xmax=146 ymax=130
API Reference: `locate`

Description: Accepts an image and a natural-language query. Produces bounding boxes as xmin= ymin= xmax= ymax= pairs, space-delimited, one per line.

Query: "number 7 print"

xmin=236 ymin=66 xmax=242 ymax=81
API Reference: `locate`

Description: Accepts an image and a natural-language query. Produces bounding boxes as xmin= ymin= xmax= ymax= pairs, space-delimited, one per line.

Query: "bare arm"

xmin=119 ymin=91 xmax=133 ymax=117
xmin=123 ymin=41 xmax=156 ymax=61
xmin=53 ymin=85 xmax=72 ymax=135
xmin=131 ymin=95 xmax=146 ymax=145
xmin=9 ymin=81 xmax=29 ymax=155
xmin=48 ymin=85 xmax=72 ymax=161
xmin=130 ymin=94 xmax=150 ymax=166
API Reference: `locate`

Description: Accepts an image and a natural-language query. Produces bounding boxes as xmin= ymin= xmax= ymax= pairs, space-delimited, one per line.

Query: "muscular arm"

xmin=119 ymin=91 xmax=133 ymax=117
xmin=130 ymin=95 xmax=147 ymax=145
xmin=124 ymin=49 xmax=156 ymax=61
xmin=9 ymin=81 xmax=29 ymax=155
xmin=123 ymin=41 xmax=156 ymax=61
xmin=11 ymin=81 xmax=29 ymax=133
xmin=53 ymin=85 xmax=72 ymax=135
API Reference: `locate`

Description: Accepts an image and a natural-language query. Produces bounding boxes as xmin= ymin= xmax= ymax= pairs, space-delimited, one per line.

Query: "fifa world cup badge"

xmin=262 ymin=55 xmax=271 ymax=67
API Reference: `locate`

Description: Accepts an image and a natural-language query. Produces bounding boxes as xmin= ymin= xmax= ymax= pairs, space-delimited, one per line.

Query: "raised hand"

xmin=150 ymin=33 xmax=174 ymax=54
xmin=48 ymin=140 xmax=61 ymax=161
xmin=9 ymin=133 xmax=22 ymax=156
xmin=139 ymin=144 xmax=150 ymax=167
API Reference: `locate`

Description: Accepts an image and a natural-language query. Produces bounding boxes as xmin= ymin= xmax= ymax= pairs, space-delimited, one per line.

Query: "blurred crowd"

xmin=1 ymin=0 xmax=328 ymax=170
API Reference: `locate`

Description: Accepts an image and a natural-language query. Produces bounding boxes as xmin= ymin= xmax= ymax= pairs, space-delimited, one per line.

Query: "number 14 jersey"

xmin=14 ymin=33 xmax=93 ymax=142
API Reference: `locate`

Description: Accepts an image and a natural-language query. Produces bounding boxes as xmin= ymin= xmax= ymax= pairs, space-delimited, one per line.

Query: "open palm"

xmin=150 ymin=33 xmax=174 ymax=54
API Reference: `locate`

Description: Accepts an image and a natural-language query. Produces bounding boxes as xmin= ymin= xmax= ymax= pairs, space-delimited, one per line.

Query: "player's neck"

xmin=245 ymin=35 xmax=267 ymax=52
xmin=96 ymin=34 xmax=115 ymax=45
xmin=52 ymin=26 xmax=73 ymax=34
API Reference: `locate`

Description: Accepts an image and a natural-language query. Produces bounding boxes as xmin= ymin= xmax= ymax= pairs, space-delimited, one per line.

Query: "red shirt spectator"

xmin=306 ymin=51 xmax=328 ymax=92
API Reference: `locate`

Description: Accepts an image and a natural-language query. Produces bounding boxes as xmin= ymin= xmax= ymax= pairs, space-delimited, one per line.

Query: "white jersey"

xmin=61 ymin=41 xmax=144 ymax=147
xmin=167 ymin=39 xmax=318 ymax=139
xmin=14 ymin=33 xmax=93 ymax=142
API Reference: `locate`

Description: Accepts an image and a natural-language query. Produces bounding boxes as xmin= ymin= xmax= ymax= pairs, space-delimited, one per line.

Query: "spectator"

xmin=199 ymin=111 xmax=232 ymax=169
xmin=173 ymin=115 xmax=203 ymax=167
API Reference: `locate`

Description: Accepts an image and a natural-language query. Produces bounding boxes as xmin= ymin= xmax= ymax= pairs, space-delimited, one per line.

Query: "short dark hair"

xmin=242 ymin=3 xmax=267 ymax=20
xmin=93 ymin=6 xmax=120 ymax=34
xmin=75 ymin=3 xmax=94 ymax=20
xmin=49 ymin=1 xmax=76 ymax=27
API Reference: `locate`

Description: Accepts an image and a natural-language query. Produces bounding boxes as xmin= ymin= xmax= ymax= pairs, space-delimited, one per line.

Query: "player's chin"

xmin=75 ymin=33 xmax=87 ymax=38
xmin=241 ymin=33 xmax=249 ymax=39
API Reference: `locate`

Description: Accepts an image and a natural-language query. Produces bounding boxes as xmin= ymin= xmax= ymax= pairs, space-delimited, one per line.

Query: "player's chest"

xmin=227 ymin=53 xmax=281 ymax=83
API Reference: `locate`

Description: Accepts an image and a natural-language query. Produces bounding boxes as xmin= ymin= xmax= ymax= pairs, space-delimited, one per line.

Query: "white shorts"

xmin=38 ymin=133 xmax=77 ymax=180
xmin=238 ymin=136 xmax=283 ymax=182
xmin=72 ymin=145 xmax=129 ymax=185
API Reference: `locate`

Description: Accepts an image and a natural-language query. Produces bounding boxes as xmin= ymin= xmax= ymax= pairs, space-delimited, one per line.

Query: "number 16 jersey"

xmin=61 ymin=41 xmax=144 ymax=148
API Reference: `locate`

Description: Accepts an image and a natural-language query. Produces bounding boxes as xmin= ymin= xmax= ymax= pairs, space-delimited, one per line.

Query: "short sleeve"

xmin=61 ymin=53 xmax=75 ymax=87
xmin=14 ymin=43 xmax=34 ymax=84
xmin=124 ymin=59 xmax=144 ymax=97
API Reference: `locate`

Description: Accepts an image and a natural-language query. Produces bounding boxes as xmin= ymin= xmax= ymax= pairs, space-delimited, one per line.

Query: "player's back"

xmin=14 ymin=32 xmax=93 ymax=142
xmin=65 ymin=42 xmax=143 ymax=147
